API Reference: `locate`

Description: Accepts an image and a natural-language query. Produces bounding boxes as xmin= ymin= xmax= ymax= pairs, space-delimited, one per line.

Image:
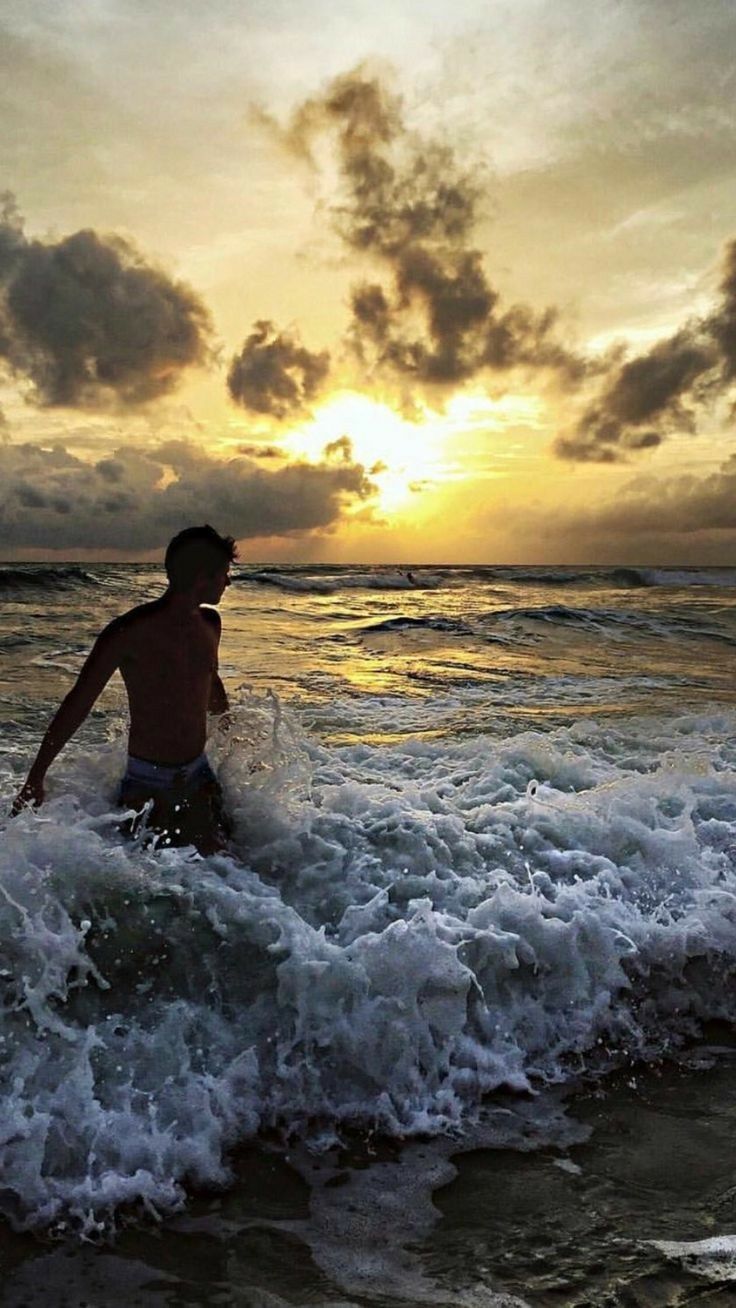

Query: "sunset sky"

xmin=2 ymin=0 xmax=736 ymax=563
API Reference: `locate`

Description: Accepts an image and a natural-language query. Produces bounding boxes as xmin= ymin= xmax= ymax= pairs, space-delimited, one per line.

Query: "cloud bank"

xmin=0 ymin=193 xmax=211 ymax=408
xmin=0 ymin=439 xmax=373 ymax=551
xmin=571 ymin=455 xmax=736 ymax=538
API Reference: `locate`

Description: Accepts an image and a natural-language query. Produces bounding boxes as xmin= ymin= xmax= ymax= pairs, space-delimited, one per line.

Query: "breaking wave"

xmin=0 ymin=565 xmax=102 ymax=596
xmin=246 ymin=569 xmax=442 ymax=594
xmin=2 ymin=697 xmax=736 ymax=1235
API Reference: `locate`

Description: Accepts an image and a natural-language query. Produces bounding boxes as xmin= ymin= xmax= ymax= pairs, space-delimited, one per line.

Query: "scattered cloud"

xmin=227 ymin=319 xmax=330 ymax=419
xmin=260 ymin=65 xmax=736 ymax=467
xmin=556 ymin=238 xmax=736 ymax=461
xmin=264 ymin=67 xmax=588 ymax=398
xmin=323 ymin=435 xmax=353 ymax=462
xmin=236 ymin=443 xmax=285 ymax=459
xmin=0 ymin=192 xmax=211 ymax=408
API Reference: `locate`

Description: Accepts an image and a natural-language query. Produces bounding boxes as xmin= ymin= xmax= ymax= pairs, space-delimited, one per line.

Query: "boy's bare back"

xmin=113 ymin=599 xmax=222 ymax=764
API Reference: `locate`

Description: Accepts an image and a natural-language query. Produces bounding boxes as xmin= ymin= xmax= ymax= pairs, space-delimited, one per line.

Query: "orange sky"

xmin=2 ymin=0 xmax=736 ymax=562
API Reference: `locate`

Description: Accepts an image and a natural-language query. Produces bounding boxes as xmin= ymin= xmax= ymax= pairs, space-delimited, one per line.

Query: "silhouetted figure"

xmin=13 ymin=525 xmax=236 ymax=854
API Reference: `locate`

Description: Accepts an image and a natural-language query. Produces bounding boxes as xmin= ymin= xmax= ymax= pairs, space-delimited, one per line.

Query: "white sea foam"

xmin=2 ymin=696 xmax=736 ymax=1234
xmin=650 ymin=1234 xmax=736 ymax=1281
xmin=281 ymin=1136 xmax=532 ymax=1305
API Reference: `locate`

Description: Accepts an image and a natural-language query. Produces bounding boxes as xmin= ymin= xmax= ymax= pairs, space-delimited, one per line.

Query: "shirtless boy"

xmin=14 ymin=524 xmax=237 ymax=854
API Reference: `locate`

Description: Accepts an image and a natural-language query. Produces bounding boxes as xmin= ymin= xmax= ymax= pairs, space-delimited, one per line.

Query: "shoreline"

xmin=2 ymin=1041 xmax=736 ymax=1306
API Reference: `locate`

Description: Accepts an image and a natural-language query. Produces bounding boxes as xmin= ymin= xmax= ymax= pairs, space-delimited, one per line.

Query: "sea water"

xmin=2 ymin=562 xmax=736 ymax=1305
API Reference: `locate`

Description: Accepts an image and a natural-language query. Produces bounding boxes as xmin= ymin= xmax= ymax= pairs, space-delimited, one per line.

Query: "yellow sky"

xmin=2 ymin=0 xmax=736 ymax=562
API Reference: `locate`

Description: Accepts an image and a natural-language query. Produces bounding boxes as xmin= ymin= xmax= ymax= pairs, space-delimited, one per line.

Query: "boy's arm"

xmin=13 ymin=620 xmax=125 ymax=812
xmin=209 ymin=673 xmax=229 ymax=716
xmin=204 ymin=608 xmax=230 ymax=716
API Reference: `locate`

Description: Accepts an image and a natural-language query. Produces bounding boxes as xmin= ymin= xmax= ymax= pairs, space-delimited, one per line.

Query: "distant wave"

xmin=2 ymin=561 xmax=734 ymax=603
xmin=245 ymin=569 xmax=442 ymax=594
xmin=359 ymin=604 xmax=736 ymax=647
xmin=486 ymin=564 xmax=736 ymax=590
xmin=488 ymin=604 xmax=736 ymax=645
xmin=239 ymin=564 xmax=736 ymax=594
xmin=607 ymin=567 xmax=652 ymax=587
xmin=638 ymin=567 xmax=736 ymax=588
xmin=473 ymin=566 xmax=679 ymax=589
xmin=0 ymin=565 xmax=101 ymax=595
xmin=474 ymin=566 xmax=651 ymax=588
xmin=362 ymin=615 xmax=475 ymax=635
xmin=436 ymin=564 xmax=736 ymax=590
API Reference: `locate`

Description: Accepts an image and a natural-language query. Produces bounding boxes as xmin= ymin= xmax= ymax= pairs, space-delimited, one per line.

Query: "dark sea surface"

xmin=2 ymin=562 xmax=736 ymax=1305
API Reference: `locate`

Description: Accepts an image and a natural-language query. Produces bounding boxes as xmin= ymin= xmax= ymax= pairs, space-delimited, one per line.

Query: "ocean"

xmin=2 ymin=561 xmax=736 ymax=1306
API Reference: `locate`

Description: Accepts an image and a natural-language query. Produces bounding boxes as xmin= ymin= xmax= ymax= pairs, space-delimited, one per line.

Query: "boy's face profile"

xmin=197 ymin=563 xmax=231 ymax=605
xmin=164 ymin=527 xmax=237 ymax=600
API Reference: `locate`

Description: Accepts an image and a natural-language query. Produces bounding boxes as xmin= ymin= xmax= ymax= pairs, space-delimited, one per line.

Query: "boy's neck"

xmin=163 ymin=585 xmax=207 ymax=616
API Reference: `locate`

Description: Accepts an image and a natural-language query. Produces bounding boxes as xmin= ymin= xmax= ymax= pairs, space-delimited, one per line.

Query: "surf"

xmin=3 ymin=696 xmax=736 ymax=1234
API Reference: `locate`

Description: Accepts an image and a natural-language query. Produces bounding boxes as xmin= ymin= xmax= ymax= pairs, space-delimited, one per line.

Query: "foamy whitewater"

xmin=2 ymin=561 xmax=736 ymax=1269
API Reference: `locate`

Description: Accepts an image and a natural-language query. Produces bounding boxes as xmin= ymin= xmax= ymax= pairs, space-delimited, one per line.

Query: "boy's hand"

xmin=11 ymin=777 xmax=44 ymax=815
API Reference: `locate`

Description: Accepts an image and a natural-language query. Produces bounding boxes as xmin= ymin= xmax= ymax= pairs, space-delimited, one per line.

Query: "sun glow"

xmin=286 ymin=388 xmax=547 ymax=514
xmin=288 ymin=392 xmax=448 ymax=512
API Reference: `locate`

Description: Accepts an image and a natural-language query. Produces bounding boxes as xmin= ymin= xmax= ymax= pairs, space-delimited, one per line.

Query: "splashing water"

xmin=2 ymin=561 xmax=736 ymax=1288
xmin=1 ymin=686 xmax=736 ymax=1237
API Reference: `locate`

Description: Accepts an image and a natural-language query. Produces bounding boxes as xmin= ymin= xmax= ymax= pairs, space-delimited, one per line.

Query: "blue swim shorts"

xmin=119 ymin=752 xmax=217 ymax=801
xmin=118 ymin=752 xmax=230 ymax=851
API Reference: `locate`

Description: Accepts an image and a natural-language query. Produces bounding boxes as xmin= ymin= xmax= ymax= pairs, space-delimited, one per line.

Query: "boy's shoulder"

xmin=199 ymin=606 xmax=222 ymax=632
xmin=117 ymin=599 xmax=164 ymax=625
xmin=99 ymin=601 xmax=222 ymax=651
xmin=101 ymin=599 xmax=165 ymax=641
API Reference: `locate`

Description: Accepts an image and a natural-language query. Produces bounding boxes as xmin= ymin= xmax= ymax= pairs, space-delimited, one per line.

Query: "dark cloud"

xmin=0 ymin=193 xmax=211 ymax=408
xmin=709 ymin=237 xmax=736 ymax=380
xmin=350 ymin=283 xmax=392 ymax=356
xmin=270 ymin=67 xmax=736 ymax=463
xmin=556 ymin=330 xmax=717 ymax=461
xmin=323 ymin=435 xmax=353 ymax=462
xmin=525 ymin=452 xmax=736 ymax=565
xmin=227 ymin=320 xmax=330 ymax=419
xmin=96 ymin=458 xmax=125 ymax=482
xmin=237 ymin=443 xmax=284 ymax=460
xmin=287 ymin=77 xmax=479 ymax=257
xmin=0 ymin=192 xmax=25 ymax=276
xmin=556 ymin=240 xmax=736 ymax=462
xmin=577 ymin=455 xmax=736 ymax=537
xmin=0 ymin=438 xmax=373 ymax=552
xmin=273 ymin=68 xmax=587 ymax=394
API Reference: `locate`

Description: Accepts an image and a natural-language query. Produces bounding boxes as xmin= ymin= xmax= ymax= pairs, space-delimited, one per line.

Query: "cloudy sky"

xmin=1 ymin=0 xmax=736 ymax=562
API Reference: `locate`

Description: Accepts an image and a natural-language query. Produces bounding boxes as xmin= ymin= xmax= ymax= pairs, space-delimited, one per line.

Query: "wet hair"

xmin=164 ymin=524 xmax=237 ymax=591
